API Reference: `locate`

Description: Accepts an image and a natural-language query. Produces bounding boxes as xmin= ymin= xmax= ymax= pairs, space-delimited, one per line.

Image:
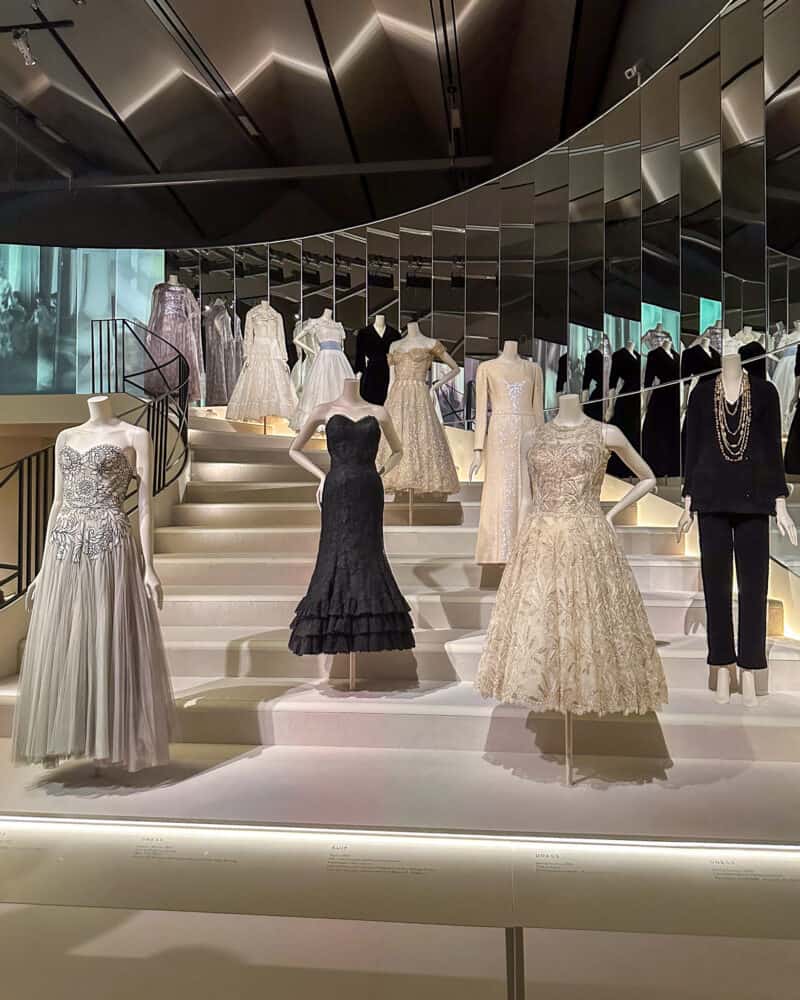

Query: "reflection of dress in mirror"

xmin=204 ymin=298 xmax=233 ymax=406
xmin=226 ymin=302 xmax=298 ymax=422
xmin=641 ymin=322 xmax=668 ymax=353
xmin=737 ymin=327 xmax=767 ymax=380
xmin=774 ymin=331 xmax=800 ymax=432
xmin=680 ymin=338 xmax=720 ymax=455
xmin=581 ymin=346 xmax=607 ymax=421
xmin=378 ymin=339 xmax=459 ymax=496
xmin=473 ymin=355 xmax=544 ymax=564
xmin=290 ymin=315 xmax=355 ymax=430
xmin=606 ymin=345 xmax=641 ymax=478
xmin=642 ymin=343 xmax=681 ymax=477
xmin=556 ymin=351 xmax=568 ymax=393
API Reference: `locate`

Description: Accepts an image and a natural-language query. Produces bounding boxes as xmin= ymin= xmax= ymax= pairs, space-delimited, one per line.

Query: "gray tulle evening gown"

xmin=12 ymin=442 xmax=174 ymax=771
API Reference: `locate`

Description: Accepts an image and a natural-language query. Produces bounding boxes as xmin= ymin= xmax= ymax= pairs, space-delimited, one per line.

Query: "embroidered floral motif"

xmin=52 ymin=444 xmax=134 ymax=562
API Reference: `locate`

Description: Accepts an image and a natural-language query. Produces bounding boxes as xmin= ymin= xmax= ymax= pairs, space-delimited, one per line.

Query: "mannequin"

xmin=580 ymin=334 xmax=610 ymax=420
xmin=290 ymin=308 xmax=354 ymax=431
xmin=378 ymin=321 xmax=460 ymax=499
xmin=167 ymin=273 xmax=180 ymax=286
xmin=641 ymin=334 xmax=681 ymax=478
xmin=678 ymin=346 xmax=796 ymax=706
xmin=642 ymin=321 xmax=667 ymax=352
xmin=469 ymin=341 xmax=544 ymax=564
xmin=391 ymin=321 xmax=460 ymax=395
xmin=373 ymin=314 xmax=386 ymax=337
xmin=605 ymin=341 xmax=643 ymax=478
xmin=737 ymin=326 xmax=767 ymax=379
xmin=14 ymin=395 xmax=172 ymax=772
xmin=288 ymin=377 xmax=409 ymax=688
xmin=355 ymin=314 xmax=401 ymax=404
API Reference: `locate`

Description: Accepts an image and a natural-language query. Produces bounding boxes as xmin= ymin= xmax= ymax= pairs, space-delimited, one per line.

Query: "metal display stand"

xmin=505 ymin=927 xmax=526 ymax=999
xmin=348 ymin=651 xmax=357 ymax=692
xmin=564 ymin=711 xmax=574 ymax=786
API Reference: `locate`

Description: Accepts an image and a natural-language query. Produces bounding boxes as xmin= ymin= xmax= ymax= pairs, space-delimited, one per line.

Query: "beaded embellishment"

xmin=714 ymin=372 xmax=752 ymax=462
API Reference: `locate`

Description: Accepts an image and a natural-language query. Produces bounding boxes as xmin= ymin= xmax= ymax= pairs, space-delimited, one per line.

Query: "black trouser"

xmin=698 ymin=513 xmax=769 ymax=670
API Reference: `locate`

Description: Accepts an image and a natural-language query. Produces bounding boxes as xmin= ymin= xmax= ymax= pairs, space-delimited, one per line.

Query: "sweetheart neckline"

xmin=326 ymin=413 xmax=378 ymax=426
xmin=61 ymin=442 xmax=136 ymax=474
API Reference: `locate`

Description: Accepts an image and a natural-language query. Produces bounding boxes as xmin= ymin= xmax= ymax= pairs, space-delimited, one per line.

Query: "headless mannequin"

xmin=580 ymin=335 xmax=610 ymax=405
xmin=642 ymin=335 xmax=677 ymax=415
xmin=682 ymin=333 xmax=716 ymax=416
xmin=469 ymin=340 xmax=531 ymax=481
xmin=389 ymin=321 xmax=460 ymax=396
xmin=677 ymin=350 xmax=797 ymax=705
xmin=167 ymin=274 xmax=180 ymax=286
xmin=605 ymin=340 xmax=638 ymax=421
xmin=373 ymin=314 xmax=386 ymax=338
xmin=289 ymin=377 xmax=403 ymax=685
xmin=27 ymin=395 xmax=163 ymax=616
xmin=293 ymin=306 xmax=334 ymax=360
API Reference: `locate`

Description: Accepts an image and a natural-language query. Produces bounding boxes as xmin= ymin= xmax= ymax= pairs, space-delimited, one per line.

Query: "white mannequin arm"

xmin=469 ymin=363 xmax=488 ymax=482
xmin=605 ymin=378 xmax=622 ymax=421
xmin=376 ymin=406 xmax=403 ymax=477
xmin=133 ymin=427 xmax=163 ymax=610
xmin=791 ymin=375 xmax=800 ymax=413
xmin=776 ymin=497 xmax=798 ymax=546
xmin=602 ymin=425 xmax=656 ymax=526
xmin=289 ymin=405 xmax=329 ymax=506
xmin=25 ymin=434 xmax=65 ymax=611
xmin=432 ymin=345 xmax=459 ymax=392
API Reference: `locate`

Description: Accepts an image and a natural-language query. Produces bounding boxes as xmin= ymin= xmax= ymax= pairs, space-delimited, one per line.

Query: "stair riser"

xmin=155 ymin=527 xmax=682 ymax=557
xmin=192 ymin=448 xmax=329 ymax=468
xmin=172 ymin=705 xmax=800 ymax=761
xmin=190 ymin=462 xmax=319 ymax=483
xmin=184 ymin=482 xmax=485 ymax=503
xmin=171 ymin=504 xmax=475 ymax=528
xmin=157 ymin=593 xmax=707 ymax=634
xmin=154 ymin=556 xmax=697 ymax=592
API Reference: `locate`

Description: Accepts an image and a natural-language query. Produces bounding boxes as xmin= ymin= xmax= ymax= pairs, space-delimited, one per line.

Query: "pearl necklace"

xmin=714 ymin=371 xmax=751 ymax=462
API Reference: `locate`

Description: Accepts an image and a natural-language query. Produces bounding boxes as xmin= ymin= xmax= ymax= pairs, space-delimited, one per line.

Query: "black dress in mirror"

xmin=607 ymin=347 xmax=641 ymax=478
xmin=354 ymin=323 xmax=402 ymax=404
xmin=642 ymin=345 xmax=681 ymax=477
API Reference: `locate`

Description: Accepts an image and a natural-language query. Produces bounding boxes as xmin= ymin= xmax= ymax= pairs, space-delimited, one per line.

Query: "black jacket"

xmin=683 ymin=375 xmax=788 ymax=514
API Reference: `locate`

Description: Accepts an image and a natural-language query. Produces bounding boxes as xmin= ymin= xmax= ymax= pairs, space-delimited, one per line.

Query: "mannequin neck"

xmin=794 ymin=322 xmax=800 ymax=333
xmin=167 ymin=274 xmax=180 ymax=286
xmin=554 ymin=394 xmax=584 ymax=426
xmin=501 ymin=340 xmax=519 ymax=360
xmin=405 ymin=321 xmax=423 ymax=340
xmin=661 ymin=341 xmax=674 ymax=356
xmin=338 ymin=378 xmax=362 ymax=406
xmin=260 ymin=299 xmax=269 ymax=307
xmin=322 ymin=308 xmax=333 ymax=321
xmin=721 ymin=352 xmax=744 ymax=399
xmin=373 ymin=314 xmax=386 ymax=335
xmin=625 ymin=340 xmax=636 ymax=355
xmin=86 ymin=395 xmax=118 ymax=427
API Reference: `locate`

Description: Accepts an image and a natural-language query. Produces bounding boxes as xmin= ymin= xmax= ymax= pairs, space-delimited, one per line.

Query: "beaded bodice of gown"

xmin=245 ymin=303 xmax=288 ymax=359
xmin=390 ymin=344 xmax=437 ymax=380
xmin=52 ymin=444 xmax=134 ymax=560
xmin=473 ymin=358 xmax=543 ymax=445
xmin=529 ymin=418 xmax=606 ymax=516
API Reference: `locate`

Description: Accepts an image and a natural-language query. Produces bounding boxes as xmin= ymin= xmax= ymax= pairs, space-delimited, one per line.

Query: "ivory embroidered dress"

xmin=290 ymin=317 xmax=354 ymax=430
xmin=226 ymin=302 xmax=298 ymax=422
xmin=476 ymin=417 xmax=667 ymax=715
xmin=12 ymin=442 xmax=174 ymax=771
xmin=377 ymin=341 xmax=459 ymax=496
xmin=473 ymin=356 xmax=544 ymax=563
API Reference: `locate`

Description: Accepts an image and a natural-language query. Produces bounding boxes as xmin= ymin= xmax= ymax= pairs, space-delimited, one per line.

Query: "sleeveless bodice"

xmin=326 ymin=414 xmax=380 ymax=467
xmin=528 ymin=418 xmax=607 ymax=516
xmin=53 ymin=444 xmax=134 ymax=561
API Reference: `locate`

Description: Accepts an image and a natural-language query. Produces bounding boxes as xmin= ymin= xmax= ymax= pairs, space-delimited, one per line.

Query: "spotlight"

xmin=11 ymin=29 xmax=36 ymax=67
xmin=72 ymin=0 xmax=88 ymax=5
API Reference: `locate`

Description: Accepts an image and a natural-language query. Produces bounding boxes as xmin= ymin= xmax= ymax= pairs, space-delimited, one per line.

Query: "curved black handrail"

xmin=0 ymin=320 xmax=189 ymax=609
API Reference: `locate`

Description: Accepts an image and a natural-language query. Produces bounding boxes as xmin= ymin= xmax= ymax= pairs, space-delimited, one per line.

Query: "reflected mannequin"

xmin=354 ymin=312 xmax=402 ymax=405
xmin=605 ymin=340 xmax=642 ymax=478
xmin=641 ymin=337 xmax=681 ymax=478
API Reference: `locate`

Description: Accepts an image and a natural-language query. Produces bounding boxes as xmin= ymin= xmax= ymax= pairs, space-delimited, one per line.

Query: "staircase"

xmin=122 ymin=412 xmax=800 ymax=763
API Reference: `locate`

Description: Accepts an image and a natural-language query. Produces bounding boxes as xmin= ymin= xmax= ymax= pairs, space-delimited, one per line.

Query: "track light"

xmin=11 ymin=29 xmax=36 ymax=67
xmin=72 ymin=0 xmax=88 ymax=5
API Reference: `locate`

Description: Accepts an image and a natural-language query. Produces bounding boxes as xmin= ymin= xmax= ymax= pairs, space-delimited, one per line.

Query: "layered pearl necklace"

xmin=714 ymin=371 xmax=751 ymax=462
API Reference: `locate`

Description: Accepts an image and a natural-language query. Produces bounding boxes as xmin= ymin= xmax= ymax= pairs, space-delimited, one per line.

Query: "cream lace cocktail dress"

xmin=378 ymin=341 xmax=459 ymax=496
xmin=476 ymin=417 xmax=667 ymax=715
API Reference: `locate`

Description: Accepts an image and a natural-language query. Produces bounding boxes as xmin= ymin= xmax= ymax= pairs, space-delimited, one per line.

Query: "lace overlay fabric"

xmin=378 ymin=342 xmax=459 ymax=496
xmin=226 ymin=303 xmax=298 ymax=421
xmin=476 ymin=418 xmax=667 ymax=716
xmin=52 ymin=445 xmax=133 ymax=562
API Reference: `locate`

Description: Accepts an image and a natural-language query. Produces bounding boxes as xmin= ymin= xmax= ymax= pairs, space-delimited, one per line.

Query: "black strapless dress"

xmin=288 ymin=414 xmax=415 ymax=655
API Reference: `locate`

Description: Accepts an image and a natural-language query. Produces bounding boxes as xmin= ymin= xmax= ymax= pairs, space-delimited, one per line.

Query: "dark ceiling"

xmin=0 ymin=0 xmax=726 ymax=248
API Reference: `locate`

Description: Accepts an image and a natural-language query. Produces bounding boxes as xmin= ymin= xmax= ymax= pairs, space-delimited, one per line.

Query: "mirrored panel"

xmin=465 ymin=181 xmax=500 ymax=364
xmin=399 ymin=208 xmax=433 ymax=335
xmin=367 ymin=223 xmax=400 ymax=330
xmin=499 ymin=164 xmax=534 ymax=357
xmin=302 ymin=236 xmax=335 ymax=322
xmin=268 ymin=240 xmax=302 ymax=369
xmin=233 ymin=244 xmax=269 ymax=337
xmin=765 ymin=0 xmax=800 ymax=257
xmin=334 ymin=228 xmax=368 ymax=360
xmin=432 ymin=193 xmax=468 ymax=426
xmin=721 ymin=0 xmax=766 ymax=355
xmin=535 ymin=144 xmax=569 ymax=354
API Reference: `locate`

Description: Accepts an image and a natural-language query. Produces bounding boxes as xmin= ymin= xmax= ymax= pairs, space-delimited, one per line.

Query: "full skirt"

xmin=476 ymin=511 xmax=667 ymax=715
xmin=12 ymin=535 xmax=174 ymax=771
xmin=378 ymin=380 xmax=459 ymax=495
xmin=475 ymin=412 xmax=539 ymax=564
xmin=226 ymin=353 xmax=298 ymax=422
xmin=290 ymin=351 xmax=355 ymax=431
